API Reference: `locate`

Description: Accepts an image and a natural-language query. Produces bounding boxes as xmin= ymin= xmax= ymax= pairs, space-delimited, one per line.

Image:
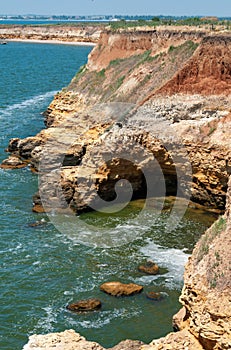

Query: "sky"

xmin=1 ymin=0 xmax=231 ymax=17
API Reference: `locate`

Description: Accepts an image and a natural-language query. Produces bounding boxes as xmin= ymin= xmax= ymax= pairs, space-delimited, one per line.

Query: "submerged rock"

xmin=66 ymin=298 xmax=101 ymax=312
xmin=146 ymin=291 xmax=163 ymax=301
xmin=138 ymin=260 xmax=159 ymax=275
xmin=100 ymin=281 xmax=143 ymax=296
xmin=28 ymin=219 xmax=47 ymax=228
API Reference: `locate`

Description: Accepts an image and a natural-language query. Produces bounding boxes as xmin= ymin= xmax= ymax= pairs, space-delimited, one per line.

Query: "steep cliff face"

xmin=2 ymin=29 xmax=231 ymax=214
xmin=157 ymin=36 xmax=231 ymax=95
xmin=87 ymin=28 xmax=207 ymax=71
xmin=66 ymin=37 xmax=199 ymax=107
xmin=41 ymin=28 xmax=204 ymax=127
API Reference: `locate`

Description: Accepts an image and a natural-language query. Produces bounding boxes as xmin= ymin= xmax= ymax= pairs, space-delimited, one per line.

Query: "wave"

xmin=34 ymin=306 xmax=57 ymax=334
xmin=76 ymin=308 xmax=140 ymax=329
xmin=0 ymin=90 xmax=58 ymax=117
xmin=137 ymin=239 xmax=190 ymax=289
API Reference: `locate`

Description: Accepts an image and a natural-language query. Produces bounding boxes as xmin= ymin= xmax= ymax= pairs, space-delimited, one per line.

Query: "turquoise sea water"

xmin=0 ymin=42 xmax=216 ymax=350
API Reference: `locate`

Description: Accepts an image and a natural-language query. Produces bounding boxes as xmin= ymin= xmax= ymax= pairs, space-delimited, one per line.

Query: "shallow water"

xmin=0 ymin=42 xmax=217 ymax=350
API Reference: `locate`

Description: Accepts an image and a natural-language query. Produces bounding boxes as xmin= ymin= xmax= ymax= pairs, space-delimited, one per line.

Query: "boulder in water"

xmin=66 ymin=298 xmax=101 ymax=312
xmin=100 ymin=281 xmax=143 ymax=296
xmin=138 ymin=260 xmax=159 ymax=275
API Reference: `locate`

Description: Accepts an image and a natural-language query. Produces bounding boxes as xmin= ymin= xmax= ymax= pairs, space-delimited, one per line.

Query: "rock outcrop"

xmin=100 ymin=282 xmax=143 ymax=296
xmin=0 ymin=154 xmax=28 ymax=169
xmin=15 ymin=94 xmax=229 ymax=215
xmin=23 ymin=330 xmax=104 ymax=350
xmin=23 ymin=329 xmax=145 ymax=350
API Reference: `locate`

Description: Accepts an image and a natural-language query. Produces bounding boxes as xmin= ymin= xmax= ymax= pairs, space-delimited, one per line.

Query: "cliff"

xmin=0 ymin=24 xmax=101 ymax=43
xmin=87 ymin=28 xmax=207 ymax=71
xmin=157 ymin=36 xmax=231 ymax=95
xmin=3 ymin=28 xmax=231 ymax=213
xmin=1 ymin=26 xmax=231 ymax=349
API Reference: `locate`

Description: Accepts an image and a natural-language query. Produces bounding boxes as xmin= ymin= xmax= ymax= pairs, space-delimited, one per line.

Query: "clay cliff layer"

xmin=0 ymin=24 xmax=101 ymax=43
xmin=87 ymin=28 xmax=207 ymax=71
xmin=157 ymin=36 xmax=231 ymax=95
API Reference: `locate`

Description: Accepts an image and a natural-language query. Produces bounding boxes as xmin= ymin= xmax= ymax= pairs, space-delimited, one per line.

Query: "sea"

xmin=0 ymin=41 xmax=217 ymax=349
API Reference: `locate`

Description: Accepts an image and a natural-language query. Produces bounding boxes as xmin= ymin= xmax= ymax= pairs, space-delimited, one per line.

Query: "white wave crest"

xmin=0 ymin=91 xmax=58 ymax=117
xmin=137 ymin=239 xmax=190 ymax=289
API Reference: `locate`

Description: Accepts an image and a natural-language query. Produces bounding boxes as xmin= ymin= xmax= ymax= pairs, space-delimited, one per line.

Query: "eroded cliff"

xmin=157 ymin=36 xmax=231 ymax=95
xmin=1 ymin=26 xmax=231 ymax=349
xmin=0 ymin=24 xmax=101 ymax=43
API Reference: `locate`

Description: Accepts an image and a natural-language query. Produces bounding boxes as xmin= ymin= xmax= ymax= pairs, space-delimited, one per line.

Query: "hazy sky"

xmin=1 ymin=0 xmax=231 ymax=17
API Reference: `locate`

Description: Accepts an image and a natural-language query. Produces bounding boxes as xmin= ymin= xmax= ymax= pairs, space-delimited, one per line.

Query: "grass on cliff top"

xmin=108 ymin=18 xmax=231 ymax=31
xmin=168 ymin=41 xmax=199 ymax=53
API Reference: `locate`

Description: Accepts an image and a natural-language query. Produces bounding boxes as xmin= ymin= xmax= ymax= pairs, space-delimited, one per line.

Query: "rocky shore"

xmin=23 ymin=330 xmax=145 ymax=350
xmin=1 ymin=25 xmax=231 ymax=349
xmin=22 ymin=179 xmax=231 ymax=348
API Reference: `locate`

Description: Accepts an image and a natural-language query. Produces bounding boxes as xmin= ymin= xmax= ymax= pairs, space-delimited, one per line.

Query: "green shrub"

xmin=97 ymin=69 xmax=106 ymax=78
xmin=109 ymin=58 xmax=124 ymax=67
xmin=115 ymin=75 xmax=125 ymax=89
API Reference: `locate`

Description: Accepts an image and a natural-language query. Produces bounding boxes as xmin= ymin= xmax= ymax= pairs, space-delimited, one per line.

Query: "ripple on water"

xmin=0 ymin=91 xmax=58 ymax=118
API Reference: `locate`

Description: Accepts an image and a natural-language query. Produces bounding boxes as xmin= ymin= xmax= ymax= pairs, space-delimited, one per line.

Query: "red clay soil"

xmin=157 ymin=36 xmax=231 ymax=96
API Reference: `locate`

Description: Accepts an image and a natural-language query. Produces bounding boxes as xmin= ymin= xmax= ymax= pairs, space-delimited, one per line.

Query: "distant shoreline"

xmin=5 ymin=38 xmax=96 ymax=46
